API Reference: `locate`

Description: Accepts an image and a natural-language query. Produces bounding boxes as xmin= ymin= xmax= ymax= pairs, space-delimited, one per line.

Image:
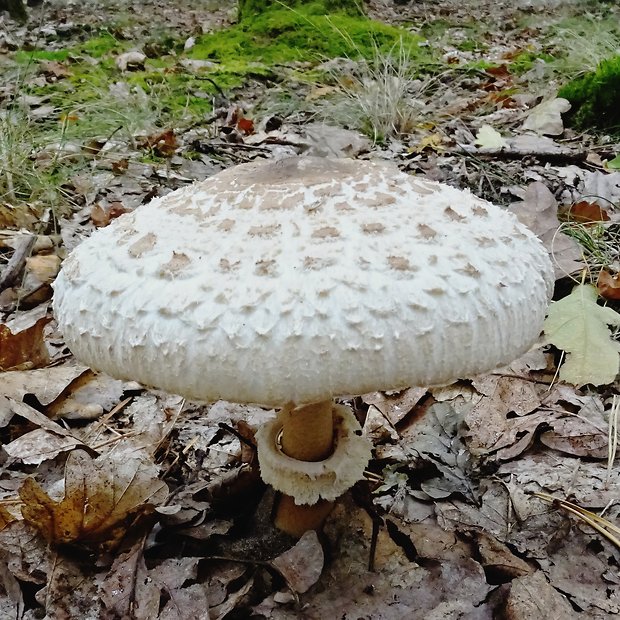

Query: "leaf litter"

xmin=1 ymin=0 xmax=620 ymax=617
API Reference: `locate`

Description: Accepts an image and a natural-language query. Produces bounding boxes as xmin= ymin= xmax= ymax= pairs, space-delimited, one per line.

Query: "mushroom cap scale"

xmin=53 ymin=156 xmax=554 ymax=406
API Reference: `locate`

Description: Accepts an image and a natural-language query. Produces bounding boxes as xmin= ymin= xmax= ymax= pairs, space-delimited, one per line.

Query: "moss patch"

xmin=559 ymin=55 xmax=620 ymax=133
xmin=190 ymin=3 xmax=431 ymax=73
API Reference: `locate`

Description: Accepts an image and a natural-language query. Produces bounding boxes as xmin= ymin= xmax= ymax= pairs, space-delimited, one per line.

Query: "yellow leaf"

xmin=20 ymin=451 xmax=168 ymax=550
xmin=544 ymin=284 xmax=620 ymax=385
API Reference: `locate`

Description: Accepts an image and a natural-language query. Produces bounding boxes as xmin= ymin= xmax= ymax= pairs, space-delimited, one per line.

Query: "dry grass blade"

xmin=533 ymin=492 xmax=620 ymax=549
xmin=609 ymin=395 xmax=619 ymax=483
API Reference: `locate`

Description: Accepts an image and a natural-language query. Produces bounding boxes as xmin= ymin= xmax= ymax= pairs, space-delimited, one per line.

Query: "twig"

xmin=456 ymin=145 xmax=587 ymax=163
xmin=0 ymin=234 xmax=35 ymax=292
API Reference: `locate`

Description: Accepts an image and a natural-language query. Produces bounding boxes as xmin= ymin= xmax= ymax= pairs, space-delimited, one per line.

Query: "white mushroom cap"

xmin=53 ymin=156 xmax=554 ymax=406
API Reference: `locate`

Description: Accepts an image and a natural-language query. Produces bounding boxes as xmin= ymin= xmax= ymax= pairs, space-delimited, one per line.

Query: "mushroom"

xmin=53 ymin=156 xmax=554 ymax=537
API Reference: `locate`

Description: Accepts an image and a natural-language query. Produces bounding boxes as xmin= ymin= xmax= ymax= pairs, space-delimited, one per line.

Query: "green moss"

xmin=190 ymin=4 xmax=430 ymax=70
xmin=509 ymin=50 xmax=555 ymax=74
xmin=238 ymin=0 xmax=363 ymax=21
xmin=14 ymin=49 xmax=71 ymax=63
xmin=79 ymin=32 xmax=125 ymax=58
xmin=559 ymin=55 xmax=620 ymax=133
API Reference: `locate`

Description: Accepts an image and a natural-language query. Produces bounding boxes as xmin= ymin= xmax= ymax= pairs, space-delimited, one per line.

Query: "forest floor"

xmin=1 ymin=0 xmax=620 ymax=618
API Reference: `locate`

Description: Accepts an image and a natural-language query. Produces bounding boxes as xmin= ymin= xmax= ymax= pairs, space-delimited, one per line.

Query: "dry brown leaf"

xmin=1 ymin=363 xmax=88 ymax=406
xmin=4 ymin=428 xmax=84 ymax=465
xmin=101 ymin=535 xmax=160 ymax=619
xmin=46 ymin=369 xmax=137 ymax=421
xmin=473 ymin=531 xmax=533 ymax=581
xmin=562 ymin=200 xmax=611 ymax=224
xmin=24 ymin=254 xmax=61 ymax=286
xmin=90 ymin=201 xmax=130 ymax=227
xmin=38 ymin=60 xmax=71 ymax=79
xmin=20 ymin=451 xmax=168 ymax=550
xmin=504 ymin=570 xmax=578 ymax=620
xmin=0 ymin=305 xmax=50 ymax=370
xmin=362 ymin=387 xmax=427 ymax=426
xmin=597 ymin=270 xmax=620 ymax=300
xmin=0 ymin=506 xmax=17 ymax=531
xmin=0 ymin=560 xmax=23 ymax=616
xmin=540 ymin=417 xmax=608 ymax=458
xmin=0 ymin=520 xmax=50 ymax=584
xmin=138 ymin=128 xmax=178 ymax=157
xmin=0 ymin=396 xmax=84 ymax=440
xmin=41 ymin=552 xmax=105 ymax=619
xmin=508 ymin=181 xmax=583 ymax=277
xmin=148 ymin=558 xmax=209 ymax=620
xmin=271 ymin=530 xmax=324 ymax=594
xmin=256 ymin=501 xmax=492 ymax=619
xmin=465 ymin=371 xmax=547 ymax=459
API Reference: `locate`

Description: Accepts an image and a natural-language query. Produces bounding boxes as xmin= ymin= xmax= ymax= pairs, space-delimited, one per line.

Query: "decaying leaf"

xmin=4 ymin=428 xmax=84 ymax=465
xmin=597 ymin=270 xmax=620 ymax=301
xmin=522 ymin=97 xmax=571 ymax=136
xmin=271 ymin=530 xmax=324 ymax=594
xmin=504 ymin=570 xmax=578 ymax=620
xmin=138 ymin=128 xmax=178 ymax=157
xmin=20 ymin=451 xmax=168 ymax=550
xmin=474 ymin=124 xmax=508 ymax=149
xmin=1 ymin=363 xmax=89 ymax=407
xmin=0 ymin=305 xmax=50 ymax=370
xmin=561 ymin=200 xmax=610 ymax=224
xmin=544 ymin=284 xmax=620 ymax=385
xmin=607 ymin=154 xmax=620 ymax=170
xmin=101 ymin=535 xmax=160 ymax=619
xmin=508 ymin=181 xmax=583 ymax=277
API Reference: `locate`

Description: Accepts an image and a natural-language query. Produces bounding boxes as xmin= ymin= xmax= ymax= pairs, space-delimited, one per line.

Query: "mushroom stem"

xmin=275 ymin=400 xmax=335 ymax=536
xmin=274 ymin=495 xmax=334 ymax=538
xmin=280 ymin=400 xmax=334 ymax=461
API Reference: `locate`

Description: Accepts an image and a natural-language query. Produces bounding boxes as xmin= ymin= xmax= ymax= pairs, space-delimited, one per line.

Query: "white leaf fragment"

xmin=474 ymin=124 xmax=508 ymax=149
xmin=522 ymin=97 xmax=571 ymax=136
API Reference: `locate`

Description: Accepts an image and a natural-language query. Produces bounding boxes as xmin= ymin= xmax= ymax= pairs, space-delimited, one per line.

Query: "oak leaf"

xmin=544 ymin=284 xmax=620 ymax=385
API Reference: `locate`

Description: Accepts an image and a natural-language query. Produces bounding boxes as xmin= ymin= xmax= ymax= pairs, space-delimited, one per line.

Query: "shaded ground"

xmin=1 ymin=0 xmax=620 ymax=618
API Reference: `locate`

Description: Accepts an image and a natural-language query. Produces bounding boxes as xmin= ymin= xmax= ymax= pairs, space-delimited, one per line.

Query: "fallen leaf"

xmin=116 ymin=50 xmax=146 ymax=72
xmin=91 ymin=201 xmax=130 ymax=227
xmin=561 ymin=200 xmax=610 ymax=224
xmin=4 ymin=428 xmax=84 ymax=465
xmin=465 ymin=369 xmax=547 ymax=459
xmin=38 ymin=60 xmax=70 ymax=79
xmin=544 ymin=284 xmax=620 ymax=385
xmin=271 ymin=530 xmax=324 ymax=594
xmin=504 ymin=570 xmax=578 ymax=619
xmin=539 ymin=416 xmax=608 ymax=458
xmin=23 ymin=254 xmax=61 ymax=285
xmin=236 ymin=117 xmax=254 ymax=135
xmin=0 ymin=305 xmax=50 ymax=370
xmin=597 ymin=270 xmax=620 ymax=301
xmin=1 ymin=363 xmax=88 ymax=406
xmin=20 ymin=451 xmax=168 ymax=550
xmin=41 ymin=552 xmax=105 ymax=619
xmin=101 ymin=535 xmax=160 ymax=619
xmin=508 ymin=181 xmax=583 ymax=277
xmin=410 ymin=132 xmax=443 ymax=153
xmin=305 ymin=84 xmax=340 ymax=101
xmin=362 ymin=387 xmax=427 ymax=426
xmin=473 ymin=531 xmax=532 ymax=581
xmin=607 ymin=154 xmax=620 ymax=170
xmin=138 ymin=129 xmax=178 ymax=157
xmin=522 ymin=97 xmax=571 ymax=136
xmin=474 ymin=124 xmax=508 ymax=149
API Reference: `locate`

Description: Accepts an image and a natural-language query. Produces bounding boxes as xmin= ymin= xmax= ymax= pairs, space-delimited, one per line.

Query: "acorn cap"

xmin=53 ymin=156 xmax=554 ymax=406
